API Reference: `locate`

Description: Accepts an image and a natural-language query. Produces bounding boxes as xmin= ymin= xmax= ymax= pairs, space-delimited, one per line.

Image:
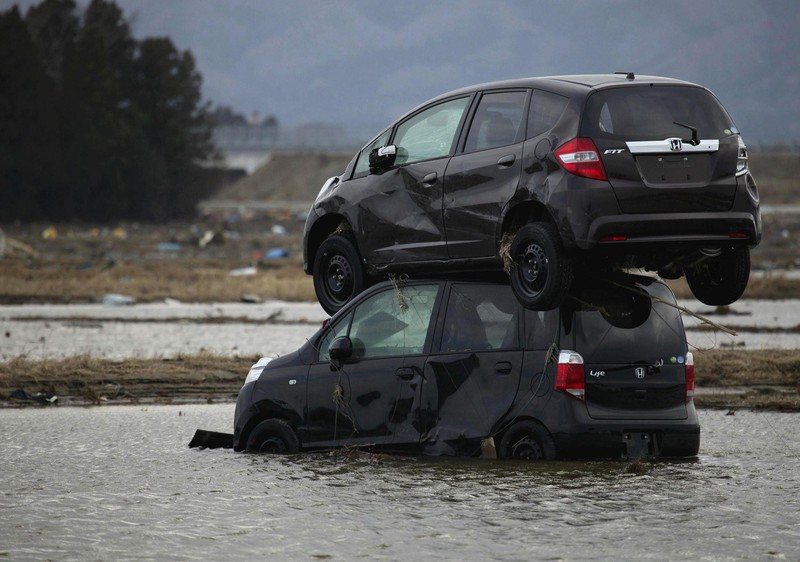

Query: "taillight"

xmin=735 ymin=136 xmax=748 ymax=177
xmin=685 ymin=352 xmax=695 ymax=401
xmin=555 ymin=350 xmax=585 ymax=400
xmin=554 ymin=138 xmax=608 ymax=181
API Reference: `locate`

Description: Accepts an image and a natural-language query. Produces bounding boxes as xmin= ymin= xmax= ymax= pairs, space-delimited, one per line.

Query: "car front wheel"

xmin=498 ymin=420 xmax=556 ymax=460
xmin=245 ymin=419 xmax=300 ymax=454
xmin=685 ymin=247 xmax=750 ymax=306
xmin=313 ymin=235 xmax=365 ymax=315
xmin=508 ymin=223 xmax=573 ymax=310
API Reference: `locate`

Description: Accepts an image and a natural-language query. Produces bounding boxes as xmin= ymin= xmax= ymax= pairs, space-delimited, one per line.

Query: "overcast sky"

xmin=4 ymin=0 xmax=798 ymax=144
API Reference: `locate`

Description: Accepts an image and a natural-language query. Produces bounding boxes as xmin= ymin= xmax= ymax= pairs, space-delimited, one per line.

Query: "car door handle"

xmin=497 ymin=154 xmax=515 ymax=167
xmin=422 ymin=172 xmax=438 ymax=186
xmin=396 ymin=367 xmax=416 ymax=380
xmin=495 ymin=361 xmax=513 ymax=374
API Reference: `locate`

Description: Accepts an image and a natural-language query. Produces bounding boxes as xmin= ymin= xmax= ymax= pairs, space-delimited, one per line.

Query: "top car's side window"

xmin=527 ymin=89 xmax=569 ymax=138
xmin=352 ymin=129 xmax=391 ymax=178
xmin=392 ymin=97 xmax=470 ymax=166
xmin=463 ymin=91 xmax=527 ymax=153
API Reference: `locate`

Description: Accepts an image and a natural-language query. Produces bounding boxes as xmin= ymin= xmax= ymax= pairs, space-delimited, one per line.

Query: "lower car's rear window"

xmin=567 ymin=280 xmax=687 ymax=364
xmin=581 ymin=85 xmax=735 ymax=141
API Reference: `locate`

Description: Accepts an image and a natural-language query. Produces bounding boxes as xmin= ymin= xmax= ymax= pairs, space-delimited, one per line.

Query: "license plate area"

xmin=622 ymin=432 xmax=658 ymax=460
xmin=636 ymin=154 xmax=711 ymax=186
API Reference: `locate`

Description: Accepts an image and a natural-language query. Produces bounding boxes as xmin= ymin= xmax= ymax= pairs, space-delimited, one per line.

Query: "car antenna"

xmin=615 ymin=71 xmax=635 ymax=80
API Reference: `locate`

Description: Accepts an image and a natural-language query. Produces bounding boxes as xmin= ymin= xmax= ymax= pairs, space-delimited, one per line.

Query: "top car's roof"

xmin=420 ymin=73 xmax=702 ymax=107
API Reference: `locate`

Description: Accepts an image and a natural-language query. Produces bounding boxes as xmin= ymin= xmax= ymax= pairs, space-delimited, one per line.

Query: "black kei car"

xmin=303 ymin=73 xmax=761 ymax=314
xmin=233 ymin=274 xmax=700 ymax=461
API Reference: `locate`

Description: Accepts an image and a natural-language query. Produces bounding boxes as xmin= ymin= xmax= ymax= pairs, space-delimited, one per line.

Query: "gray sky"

xmin=4 ymin=0 xmax=798 ymax=144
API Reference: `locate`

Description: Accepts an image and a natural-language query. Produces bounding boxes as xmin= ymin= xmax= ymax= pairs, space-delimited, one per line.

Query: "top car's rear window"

xmin=581 ymin=86 xmax=735 ymax=141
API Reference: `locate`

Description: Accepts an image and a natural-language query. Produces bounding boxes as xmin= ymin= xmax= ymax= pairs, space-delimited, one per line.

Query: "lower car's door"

xmin=420 ymin=282 xmax=524 ymax=456
xmin=303 ymin=283 xmax=443 ymax=451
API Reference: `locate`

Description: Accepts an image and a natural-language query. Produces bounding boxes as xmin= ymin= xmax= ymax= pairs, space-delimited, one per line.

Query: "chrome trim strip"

xmin=626 ymin=138 xmax=719 ymax=154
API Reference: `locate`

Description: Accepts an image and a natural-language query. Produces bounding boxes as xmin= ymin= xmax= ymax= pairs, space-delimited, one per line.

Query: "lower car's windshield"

xmin=582 ymin=85 xmax=735 ymax=141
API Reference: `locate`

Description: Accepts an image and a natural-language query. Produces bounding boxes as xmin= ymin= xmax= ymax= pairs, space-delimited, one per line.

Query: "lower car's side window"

xmin=318 ymin=284 xmax=441 ymax=361
xmin=439 ymin=284 xmax=520 ymax=352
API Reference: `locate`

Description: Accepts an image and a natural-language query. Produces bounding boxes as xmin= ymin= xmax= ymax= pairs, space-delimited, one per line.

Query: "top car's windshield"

xmin=582 ymin=86 xmax=735 ymax=141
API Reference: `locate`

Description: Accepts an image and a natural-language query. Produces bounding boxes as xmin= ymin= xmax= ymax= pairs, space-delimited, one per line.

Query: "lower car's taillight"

xmin=554 ymin=138 xmax=608 ymax=181
xmin=555 ymin=350 xmax=585 ymax=400
xmin=685 ymin=352 xmax=695 ymax=401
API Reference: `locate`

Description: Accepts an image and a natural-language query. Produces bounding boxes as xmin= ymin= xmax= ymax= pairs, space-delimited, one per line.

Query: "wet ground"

xmin=1 ymin=297 xmax=798 ymax=361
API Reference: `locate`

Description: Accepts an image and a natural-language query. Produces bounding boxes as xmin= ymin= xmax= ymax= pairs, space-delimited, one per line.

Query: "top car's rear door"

xmin=583 ymin=85 xmax=741 ymax=213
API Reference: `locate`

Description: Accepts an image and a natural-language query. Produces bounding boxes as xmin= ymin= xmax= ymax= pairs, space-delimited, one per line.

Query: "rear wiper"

xmin=673 ymin=121 xmax=700 ymax=145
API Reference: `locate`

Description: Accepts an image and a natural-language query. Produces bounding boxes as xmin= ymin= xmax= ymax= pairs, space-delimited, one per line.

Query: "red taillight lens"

xmin=554 ymin=138 xmax=608 ymax=181
xmin=685 ymin=352 xmax=695 ymax=401
xmin=555 ymin=350 xmax=585 ymax=400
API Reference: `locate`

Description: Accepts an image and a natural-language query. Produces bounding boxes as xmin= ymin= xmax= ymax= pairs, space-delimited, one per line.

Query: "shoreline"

xmin=2 ymin=353 xmax=797 ymax=412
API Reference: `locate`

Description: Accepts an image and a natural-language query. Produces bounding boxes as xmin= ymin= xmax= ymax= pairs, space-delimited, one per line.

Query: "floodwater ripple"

xmin=1 ymin=406 xmax=799 ymax=561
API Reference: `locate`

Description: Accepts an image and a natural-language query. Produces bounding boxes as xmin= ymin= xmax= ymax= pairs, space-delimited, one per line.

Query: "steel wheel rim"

xmin=518 ymin=242 xmax=548 ymax=294
xmin=511 ymin=436 xmax=544 ymax=460
xmin=258 ymin=436 xmax=288 ymax=453
xmin=325 ymin=253 xmax=353 ymax=301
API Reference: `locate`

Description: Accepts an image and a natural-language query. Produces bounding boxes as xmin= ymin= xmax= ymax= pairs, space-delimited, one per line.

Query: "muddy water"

xmin=1 ymin=405 xmax=799 ymax=561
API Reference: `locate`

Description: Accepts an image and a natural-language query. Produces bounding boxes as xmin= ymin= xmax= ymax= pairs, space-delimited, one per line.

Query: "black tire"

xmin=508 ymin=223 xmax=573 ymax=310
xmin=498 ymin=420 xmax=556 ymax=461
xmin=313 ymin=235 xmax=365 ymax=315
xmin=245 ymin=419 xmax=300 ymax=454
xmin=685 ymin=248 xmax=750 ymax=306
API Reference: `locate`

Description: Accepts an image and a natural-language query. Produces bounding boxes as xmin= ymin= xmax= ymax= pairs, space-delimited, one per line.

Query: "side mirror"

xmin=369 ymin=145 xmax=397 ymax=174
xmin=329 ymin=336 xmax=354 ymax=371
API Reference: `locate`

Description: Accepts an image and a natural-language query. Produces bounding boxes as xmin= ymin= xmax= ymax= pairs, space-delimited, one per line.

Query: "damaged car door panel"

xmin=232 ymin=275 xmax=700 ymax=461
xmin=304 ymin=74 xmax=761 ymax=314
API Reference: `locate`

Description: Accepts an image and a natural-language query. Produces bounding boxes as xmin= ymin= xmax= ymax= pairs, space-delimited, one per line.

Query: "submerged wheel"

xmin=498 ymin=420 xmax=556 ymax=460
xmin=508 ymin=223 xmax=573 ymax=310
xmin=313 ymin=235 xmax=365 ymax=315
xmin=246 ymin=419 xmax=300 ymax=454
xmin=685 ymin=247 xmax=750 ymax=306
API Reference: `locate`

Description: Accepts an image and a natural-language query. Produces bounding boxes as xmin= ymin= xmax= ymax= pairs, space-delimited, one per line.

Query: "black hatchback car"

xmin=233 ymin=274 xmax=700 ymax=460
xmin=303 ymin=73 xmax=761 ymax=314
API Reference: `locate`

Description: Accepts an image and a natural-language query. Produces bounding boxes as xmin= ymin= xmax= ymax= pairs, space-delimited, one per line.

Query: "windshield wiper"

xmin=673 ymin=121 xmax=700 ymax=145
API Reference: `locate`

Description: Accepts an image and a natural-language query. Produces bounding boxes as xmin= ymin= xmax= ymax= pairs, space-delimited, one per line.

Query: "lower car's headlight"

xmin=244 ymin=357 xmax=273 ymax=386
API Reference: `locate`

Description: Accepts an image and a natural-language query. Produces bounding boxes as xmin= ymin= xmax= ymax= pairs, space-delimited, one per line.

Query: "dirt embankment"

xmin=1 ymin=349 xmax=798 ymax=411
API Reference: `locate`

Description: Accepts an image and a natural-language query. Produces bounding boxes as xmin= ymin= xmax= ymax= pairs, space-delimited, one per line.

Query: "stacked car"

xmin=235 ymin=74 xmax=759 ymax=459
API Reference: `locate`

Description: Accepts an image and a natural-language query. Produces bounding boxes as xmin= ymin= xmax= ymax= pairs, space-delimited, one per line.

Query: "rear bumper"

xmin=537 ymin=395 xmax=701 ymax=460
xmin=584 ymin=210 xmax=761 ymax=250
xmin=551 ymin=424 xmax=701 ymax=459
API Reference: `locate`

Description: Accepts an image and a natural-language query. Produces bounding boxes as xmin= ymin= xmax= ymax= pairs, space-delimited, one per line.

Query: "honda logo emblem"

xmin=635 ymin=367 xmax=646 ymax=379
xmin=670 ymin=138 xmax=682 ymax=151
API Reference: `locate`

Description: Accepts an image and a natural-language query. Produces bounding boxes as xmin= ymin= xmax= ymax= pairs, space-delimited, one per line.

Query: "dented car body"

xmin=233 ymin=275 xmax=700 ymax=460
xmin=303 ymin=74 xmax=761 ymax=314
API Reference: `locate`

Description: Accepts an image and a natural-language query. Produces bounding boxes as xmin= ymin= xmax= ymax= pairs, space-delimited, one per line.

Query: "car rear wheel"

xmin=246 ymin=419 xmax=300 ymax=454
xmin=685 ymin=247 xmax=750 ymax=306
xmin=498 ymin=420 xmax=556 ymax=460
xmin=508 ymin=223 xmax=573 ymax=310
xmin=313 ymin=234 xmax=365 ymax=315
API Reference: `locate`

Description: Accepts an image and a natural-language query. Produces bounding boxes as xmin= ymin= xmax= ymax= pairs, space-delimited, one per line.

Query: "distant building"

xmin=210 ymin=111 xmax=367 ymax=174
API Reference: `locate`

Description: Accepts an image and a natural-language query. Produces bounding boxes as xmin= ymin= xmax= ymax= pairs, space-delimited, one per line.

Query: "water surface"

xmin=2 ymin=406 xmax=799 ymax=560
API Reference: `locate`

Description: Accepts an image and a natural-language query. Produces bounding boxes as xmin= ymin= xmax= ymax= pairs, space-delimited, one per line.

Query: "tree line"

xmin=0 ymin=0 xmax=220 ymax=222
